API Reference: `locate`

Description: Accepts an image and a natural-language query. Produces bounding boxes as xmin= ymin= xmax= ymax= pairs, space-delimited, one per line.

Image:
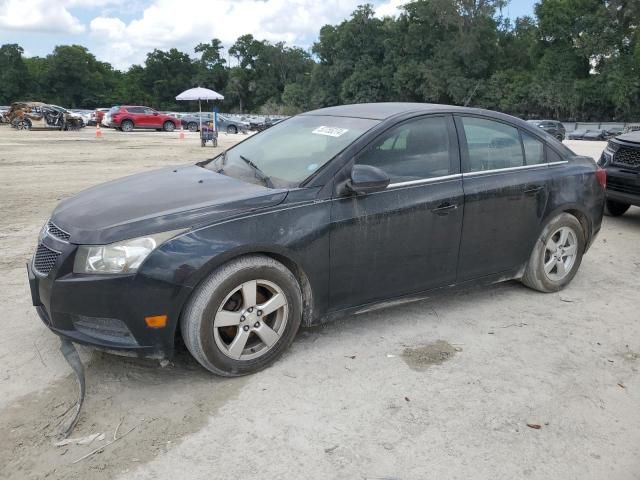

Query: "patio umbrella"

xmin=175 ymin=87 xmax=224 ymax=132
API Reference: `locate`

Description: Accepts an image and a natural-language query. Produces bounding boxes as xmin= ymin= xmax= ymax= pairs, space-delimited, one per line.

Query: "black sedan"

xmin=28 ymin=103 xmax=605 ymax=376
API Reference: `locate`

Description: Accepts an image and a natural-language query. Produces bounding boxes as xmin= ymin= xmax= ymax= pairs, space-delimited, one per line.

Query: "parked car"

xmin=103 ymin=105 xmax=180 ymax=132
xmin=8 ymin=102 xmax=83 ymax=130
xmin=28 ymin=103 xmax=605 ymax=376
xmin=582 ymin=129 xmax=607 ymax=141
xmin=527 ymin=120 xmax=566 ymax=140
xmin=70 ymin=109 xmax=95 ymax=126
xmin=568 ymin=128 xmax=609 ymax=141
xmin=623 ymin=123 xmax=640 ymax=134
xmin=181 ymin=113 xmax=249 ymax=134
xmin=604 ymin=126 xmax=624 ymax=139
xmin=0 ymin=105 xmax=9 ymax=123
xmin=598 ymin=131 xmax=640 ymax=216
xmin=94 ymin=108 xmax=110 ymax=125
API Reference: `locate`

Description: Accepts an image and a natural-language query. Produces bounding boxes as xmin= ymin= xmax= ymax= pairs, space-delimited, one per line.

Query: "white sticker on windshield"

xmin=312 ymin=126 xmax=349 ymax=137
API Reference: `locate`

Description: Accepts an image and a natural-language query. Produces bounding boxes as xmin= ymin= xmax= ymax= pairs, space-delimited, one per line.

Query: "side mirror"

xmin=346 ymin=164 xmax=390 ymax=195
xmin=153 ymin=112 xmax=159 ymax=116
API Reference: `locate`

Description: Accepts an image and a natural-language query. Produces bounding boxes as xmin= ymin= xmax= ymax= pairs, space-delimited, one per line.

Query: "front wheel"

xmin=521 ymin=213 xmax=585 ymax=293
xmin=227 ymin=125 xmax=238 ymax=134
xmin=121 ymin=120 xmax=134 ymax=132
xmin=604 ymin=199 xmax=630 ymax=217
xmin=15 ymin=119 xmax=31 ymax=130
xmin=181 ymin=255 xmax=302 ymax=376
xmin=188 ymin=122 xmax=198 ymax=132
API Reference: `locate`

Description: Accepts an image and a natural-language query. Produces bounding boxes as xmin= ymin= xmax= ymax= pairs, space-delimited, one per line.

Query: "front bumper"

xmin=27 ymin=239 xmax=191 ymax=359
xmin=605 ymin=167 xmax=640 ymax=207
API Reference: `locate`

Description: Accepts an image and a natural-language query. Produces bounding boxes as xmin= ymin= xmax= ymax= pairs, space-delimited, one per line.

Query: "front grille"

xmin=607 ymin=177 xmax=640 ymax=196
xmin=33 ymin=244 xmax=60 ymax=275
xmin=612 ymin=147 xmax=640 ymax=170
xmin=47 ymin=221 xmax=70 ymax=241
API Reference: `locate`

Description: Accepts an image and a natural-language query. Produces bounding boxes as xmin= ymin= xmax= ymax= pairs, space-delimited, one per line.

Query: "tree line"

xmin=0 ymin=0 xmax=638 ymax=121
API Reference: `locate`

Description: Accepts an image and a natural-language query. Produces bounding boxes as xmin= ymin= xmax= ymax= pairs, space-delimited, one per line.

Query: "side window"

xmin=461 ymin=117 xmax=524 ymax=172
xmin=144 ymin=108 xmax=156 ymax=115
xmin=356 ymin=116 xmax=451 ymax=183
xmin=546 ymin=147 xmax=563 ymax=164
xmin=127 ymin=107 xmax=144 ymax=114
xmin=521 ymin=132 xmax=545 ymax=165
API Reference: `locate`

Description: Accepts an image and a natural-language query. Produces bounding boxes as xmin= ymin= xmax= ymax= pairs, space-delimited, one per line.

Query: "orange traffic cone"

xmin=179 ymin=125 xmax=185 ymax=140
xmin=95 ymin=123 xmax=102 ymax=138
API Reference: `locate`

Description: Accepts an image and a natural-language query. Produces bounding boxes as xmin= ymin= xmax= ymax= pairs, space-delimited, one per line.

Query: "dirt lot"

xmin=0 ymin=127 xmax=638 ymax=480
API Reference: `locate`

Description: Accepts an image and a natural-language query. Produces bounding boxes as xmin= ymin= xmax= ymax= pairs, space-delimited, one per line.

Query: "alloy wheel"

xmin=213 ymin=279 xmax=288 ymax=361
xmin=543 ymin=226 xmax=578 ymax=281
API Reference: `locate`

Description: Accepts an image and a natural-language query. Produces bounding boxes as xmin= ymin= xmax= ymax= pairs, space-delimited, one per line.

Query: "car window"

xmin=521 ymin=132 xmax=545 ymax=165
xmin=546 ymin=147 xmax=564 ymax=164
xmin=144 ymin=108 xmax=156 ymax=115
xmin=461 ymin=117 xmax=524 ymax=172
xmin=205 ymin=115 xmax=380 ymax=188
xmin=127 ymin=107 xmax=144 ymax=114
xmin=356 ymin=116 xmax=452 ymax=183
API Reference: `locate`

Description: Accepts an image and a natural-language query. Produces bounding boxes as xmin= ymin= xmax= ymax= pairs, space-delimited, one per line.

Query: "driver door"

xmin=328 ymin=115 xmax=464 ymax=311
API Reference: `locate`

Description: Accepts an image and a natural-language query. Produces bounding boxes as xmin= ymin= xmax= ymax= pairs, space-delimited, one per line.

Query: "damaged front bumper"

xmin=27 ymin=241 xmax=188 ymax=359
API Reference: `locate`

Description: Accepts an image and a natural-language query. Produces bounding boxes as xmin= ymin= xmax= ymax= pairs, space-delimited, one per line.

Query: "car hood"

xmin=615 ymin=132 xmax=640 ymax=144
xmin=51 ymin=165 xmax=287 ymax=245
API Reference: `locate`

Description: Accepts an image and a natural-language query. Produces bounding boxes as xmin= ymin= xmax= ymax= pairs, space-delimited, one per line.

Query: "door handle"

xmin=524 ymin=185 xmax=544 ymax=195
xmin=432 ymin=202 xmax=458 ymax=215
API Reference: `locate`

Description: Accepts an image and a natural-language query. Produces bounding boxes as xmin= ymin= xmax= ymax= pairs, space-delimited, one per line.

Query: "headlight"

xmin=73 ymin=230 xmax=182 ymax=274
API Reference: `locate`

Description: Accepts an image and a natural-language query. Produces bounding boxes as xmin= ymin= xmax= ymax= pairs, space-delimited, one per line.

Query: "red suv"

xmin=104 ymin=106 xmax=180 ymax=132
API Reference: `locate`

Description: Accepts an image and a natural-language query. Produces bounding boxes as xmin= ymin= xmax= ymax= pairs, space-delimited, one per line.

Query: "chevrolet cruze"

xmin=28 ymin=103 xmax=605 ymax=376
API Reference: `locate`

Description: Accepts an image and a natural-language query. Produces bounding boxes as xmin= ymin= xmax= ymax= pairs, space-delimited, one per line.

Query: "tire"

xmin=604 ymin=199 xmax=630 ymax=217
xmin=121 ymin=120 xmax=134 ymax=132
xmin=15 ymin=119 xmax=31 ymax=130
xmin=188 ymin=122 xmax=198 ymax=132
xmin=556 ymin=134 xmax=564 ymax=141
xmin=521 ymin=213 xmax=585 ymax=293
xmin=227 ymin=125 xmax=238 ymax=134
xmin=181 ymin=255 xmax=302 ymax=376
xmin=163 ymin=121 xmax=175 ymax=132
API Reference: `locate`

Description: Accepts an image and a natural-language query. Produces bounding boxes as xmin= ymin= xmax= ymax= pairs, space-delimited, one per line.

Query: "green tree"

xmin=0 ymin=44 xmax=28 ymax=103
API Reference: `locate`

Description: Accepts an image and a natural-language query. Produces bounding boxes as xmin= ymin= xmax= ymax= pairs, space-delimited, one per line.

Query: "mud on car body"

xmin=28 ymin=103 xmax=606 ymax=376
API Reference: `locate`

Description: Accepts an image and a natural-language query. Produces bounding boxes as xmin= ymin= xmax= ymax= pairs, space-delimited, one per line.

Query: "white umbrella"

xmin=175 ymin=87 xmax=224 ymax=132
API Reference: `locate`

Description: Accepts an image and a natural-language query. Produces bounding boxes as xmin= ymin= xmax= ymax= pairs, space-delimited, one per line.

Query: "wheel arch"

xmin=176 ymin=248 xmax=316 ymax=341
xmin=541 ymin=204 xmax=593 ymax=250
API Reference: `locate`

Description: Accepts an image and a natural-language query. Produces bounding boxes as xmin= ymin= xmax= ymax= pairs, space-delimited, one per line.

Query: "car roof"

xmin=301 ymin=102 xmax=510 ymax=121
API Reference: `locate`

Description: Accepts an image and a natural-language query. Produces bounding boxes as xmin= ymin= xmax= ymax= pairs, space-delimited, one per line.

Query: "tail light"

xmin=595 ymin=168 xmax=607 ymax=189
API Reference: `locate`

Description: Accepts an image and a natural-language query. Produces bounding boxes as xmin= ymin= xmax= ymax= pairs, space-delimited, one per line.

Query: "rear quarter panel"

xmin=543 ymin=157 xmax=604 ymax=247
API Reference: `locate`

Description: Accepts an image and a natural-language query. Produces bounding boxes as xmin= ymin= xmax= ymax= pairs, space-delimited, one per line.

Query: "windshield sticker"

xmin=312 ymin=126 xmax=349 ymax=137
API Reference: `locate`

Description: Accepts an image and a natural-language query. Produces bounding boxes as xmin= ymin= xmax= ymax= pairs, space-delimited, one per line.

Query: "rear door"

xmin=329 ymin=114 xmax=464 ymax=310
xmin=455 ymin=116 xmax=550 ymax=281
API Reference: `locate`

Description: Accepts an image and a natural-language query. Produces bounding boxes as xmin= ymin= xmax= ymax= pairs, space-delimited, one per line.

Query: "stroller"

xmin=201 ymin=122 xmax=218 ymax=147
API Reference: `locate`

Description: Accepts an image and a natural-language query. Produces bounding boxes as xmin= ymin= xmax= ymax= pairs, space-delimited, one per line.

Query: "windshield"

xmin=203 ymin=115 xmax=379 ymax=188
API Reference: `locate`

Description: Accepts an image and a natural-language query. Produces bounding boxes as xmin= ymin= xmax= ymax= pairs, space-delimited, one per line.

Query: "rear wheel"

xmin=121 ymin=120 xmax=134 ymax=132
xmin=163 ymin=121 xmax=175 ymax=132
xmin=188 ymin=122 xmax=198 ymax=132
xmin=227 ymin=125 xmax=238 ymax=134
xmin=604 ymin=199 xmax=630 ymax=217
xmin=181 ymin=255 xmax=302 ymax=376
xmin=521 ymin=213 xmax=585 ymax=292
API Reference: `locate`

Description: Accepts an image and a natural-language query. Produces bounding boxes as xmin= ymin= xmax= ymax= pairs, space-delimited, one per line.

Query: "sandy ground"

xmin=0 ymin=127 xmax=638 ymax=480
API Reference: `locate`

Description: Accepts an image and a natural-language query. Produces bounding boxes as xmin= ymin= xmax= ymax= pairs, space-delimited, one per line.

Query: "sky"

xmin=0 ymin=0 xmax=537 ymax=70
